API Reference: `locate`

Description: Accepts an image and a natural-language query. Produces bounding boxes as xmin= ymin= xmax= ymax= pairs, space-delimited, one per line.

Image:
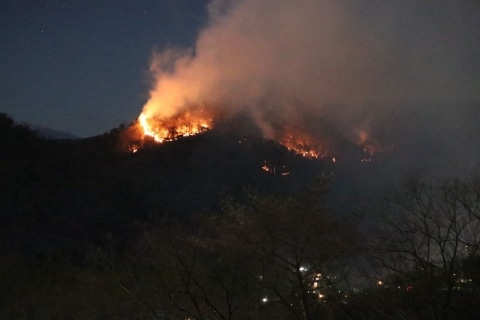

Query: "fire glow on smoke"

xmin=125 ymin=0 xmax=479 ymax=169
xmin=133 ymin=0 xmax=409 ymax=159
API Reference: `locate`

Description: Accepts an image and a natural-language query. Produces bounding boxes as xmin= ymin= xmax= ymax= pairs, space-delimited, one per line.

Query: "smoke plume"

xmin=141 ymin=0 xmax=480 ymax=174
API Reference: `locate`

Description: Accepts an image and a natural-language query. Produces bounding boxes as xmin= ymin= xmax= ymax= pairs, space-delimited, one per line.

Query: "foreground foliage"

xmin=1 ymin=114 xmax=480 ymax=319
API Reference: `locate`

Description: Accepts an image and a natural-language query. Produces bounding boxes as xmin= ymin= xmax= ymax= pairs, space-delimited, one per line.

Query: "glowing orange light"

xmin=137 ymin=110 xmax=335 ymax=160
xmin=278 ymin=130 xmax=330 ymax=159
xmin=261 ymin=161 xmax=272 ymax=173
xmin=133 ymin=107 xmax=383 ymax=162
xmin=138 ymin=110 xmax=212 ymax=143
xmin=356 ymin=129 xmax=381 ymax=155
xmin=261 ymin=161 xmax=291 ymax=176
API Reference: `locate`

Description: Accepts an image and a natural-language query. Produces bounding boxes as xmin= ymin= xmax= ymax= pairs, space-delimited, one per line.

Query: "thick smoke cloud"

xmin=141 ymin=0 xmax=480 ymax=174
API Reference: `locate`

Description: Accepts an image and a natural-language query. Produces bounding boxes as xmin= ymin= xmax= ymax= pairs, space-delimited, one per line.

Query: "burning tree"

xmin=138 ymin=110 xmax=213 ymax=143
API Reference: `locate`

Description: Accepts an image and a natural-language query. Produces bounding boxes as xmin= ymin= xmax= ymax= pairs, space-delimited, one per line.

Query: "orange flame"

xmin=134 ymin=110 xmax=380 ymax=162
xmin=136 ymin=110 xmax=334 ymax=160
xmin=278 ymin=129 xmax=330 ymax=159
xmin=138 ymin=110 xmax=212 ymax=143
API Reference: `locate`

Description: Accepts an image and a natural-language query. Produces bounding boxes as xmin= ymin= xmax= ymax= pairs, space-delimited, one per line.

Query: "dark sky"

xmin=2 ymin=0 xmax=479 ymax=139
xmin=1 ymin=0 xmax=208 ymax=137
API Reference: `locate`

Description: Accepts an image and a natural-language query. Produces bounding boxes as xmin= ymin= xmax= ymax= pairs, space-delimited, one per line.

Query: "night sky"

xmin=2 ymin=1 xmax=479 ymax=139
xmin=1 ymin=0 xmax=208 ymax=137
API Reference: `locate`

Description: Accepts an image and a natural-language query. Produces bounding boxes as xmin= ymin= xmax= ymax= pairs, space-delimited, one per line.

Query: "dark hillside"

xmin=0 ymin=114 xmax=332 ymax=254
xmin=2 ymin=112 xmax=480 ymax=319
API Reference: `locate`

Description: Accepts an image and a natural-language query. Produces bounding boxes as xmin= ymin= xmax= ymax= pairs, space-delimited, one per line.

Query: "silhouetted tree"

xmin=105 ymin=176 xmax=360 ymax=320
xmin=219 ymin=175 xmax=360 ymax=320
xmin=367 ymin=176 xmax=480 ymax=319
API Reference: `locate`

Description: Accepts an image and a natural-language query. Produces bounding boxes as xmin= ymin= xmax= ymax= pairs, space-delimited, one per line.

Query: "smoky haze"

xmin=141 ymin=0 xmax=480 ymax=176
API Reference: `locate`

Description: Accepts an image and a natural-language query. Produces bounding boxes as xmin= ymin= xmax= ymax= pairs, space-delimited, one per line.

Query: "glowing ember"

xmin=138 ymin=110 xmax=212 ymax=143
xmin=261 ymin=161 xmax=272 ymax=173
xmin=281 ymin=170 xmax=291 ymax=176
xmin=261 ymin=160 xmax=291 ymax=176
xmin=278 ymin=131 xmax=330 ymax=159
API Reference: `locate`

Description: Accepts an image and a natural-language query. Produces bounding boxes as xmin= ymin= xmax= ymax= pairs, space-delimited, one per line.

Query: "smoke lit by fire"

xmin=131 ymin=0 xmax=478 ymax=165
xmin=355 ymin=130 xmax=382 ymax=156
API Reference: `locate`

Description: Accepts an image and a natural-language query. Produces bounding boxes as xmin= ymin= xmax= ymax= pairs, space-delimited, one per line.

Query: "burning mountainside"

xmin=135 ymin=107 xmax=331 ymax=159
xmin=133 ymin=109 xmax=371 ymax=161
xmin=130 ymin=0 xmax=405 ymax=161
xmin=277 ymin=128 xmax=331 ymax=159
xmin=115 ymin=0 xmax=480 ymax=178
xmin=138 ymin=109 xmax=212 ymax=143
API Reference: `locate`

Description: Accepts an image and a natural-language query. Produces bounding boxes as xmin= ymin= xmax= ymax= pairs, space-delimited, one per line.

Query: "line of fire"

xmin=121 ymin=107 xmax=382 ymax=171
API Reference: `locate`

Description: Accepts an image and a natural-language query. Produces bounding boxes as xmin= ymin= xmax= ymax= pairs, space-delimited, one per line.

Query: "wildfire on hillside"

xmin=138 ymin=109 xmax=213 ymax=143
xmin=277 ymin=128 xmax=331 ymax=159
xmin=133 ymin=111 xmax=332 ymax=159
xmin=126 ymin=109 xmax=381 ymax=164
